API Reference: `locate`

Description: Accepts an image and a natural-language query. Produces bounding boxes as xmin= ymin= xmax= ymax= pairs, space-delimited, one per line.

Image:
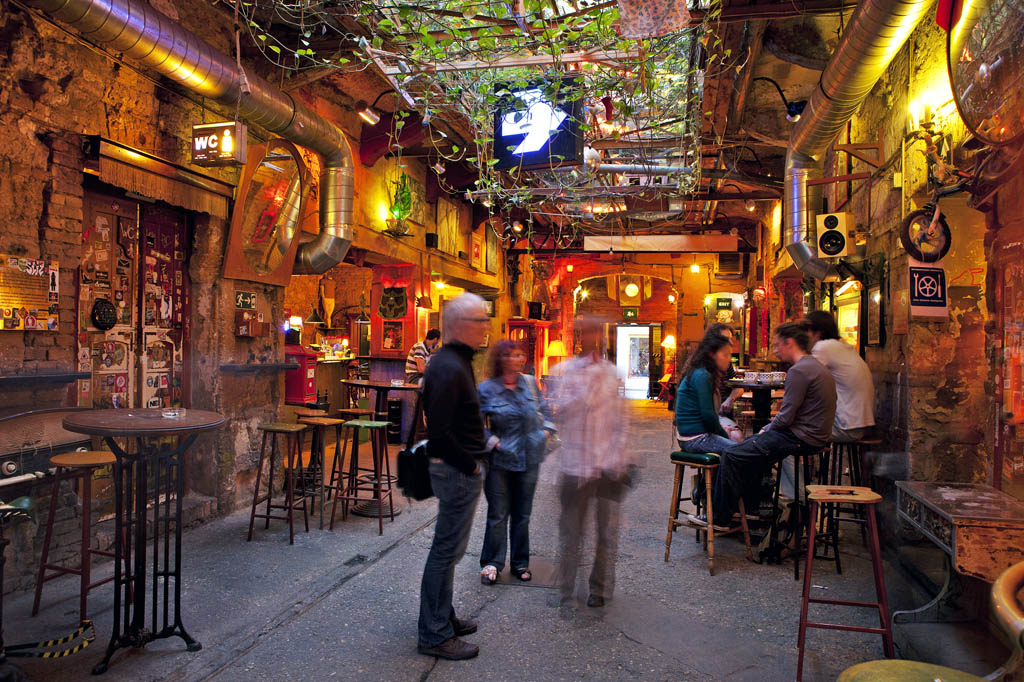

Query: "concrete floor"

xmin=4 ymin=401 xmax=1003 ymax=681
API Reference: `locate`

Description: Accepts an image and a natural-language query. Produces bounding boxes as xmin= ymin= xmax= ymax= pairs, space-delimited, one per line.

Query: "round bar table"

xmin=62 ymin=408 xmax=224 ymax=675
xmin=728 ymin=380 xmax=784 ymax=433
xmin=339 ymin=380 xmax=420 ymax=519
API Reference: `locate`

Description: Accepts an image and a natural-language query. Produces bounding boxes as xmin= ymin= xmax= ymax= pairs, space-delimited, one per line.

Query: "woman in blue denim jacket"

xmin=477 ymin=340 xmax=555 ymax=584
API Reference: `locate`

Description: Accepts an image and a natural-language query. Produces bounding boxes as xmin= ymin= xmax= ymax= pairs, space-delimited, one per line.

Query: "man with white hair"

xmin=417 ymin=293 xmax=495 ymax=660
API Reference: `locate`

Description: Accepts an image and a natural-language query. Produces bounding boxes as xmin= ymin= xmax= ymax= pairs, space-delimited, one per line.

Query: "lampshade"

xmin=546 ymin=340 xmax=568 ymax=357
xmin=624 ymin=282 xmax=640 ymax=298
xmin=304 ymin=308 xmax=325 ymax=325
xmin=661 ymin=334 xmax=677 ymax=349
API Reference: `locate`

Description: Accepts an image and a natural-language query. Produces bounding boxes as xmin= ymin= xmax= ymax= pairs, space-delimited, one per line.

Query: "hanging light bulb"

xmin=691 ymin=262 xmax=700 ymax=273
xmin=566 ymin=263 xmax=574 ymax=273
xmin=745 ymin=198 xmax=757 ymax=212
xmin=668 ymin=292 xmax=676 ymax=303
xmin=511 ymin=220 xmax=523 ymax=233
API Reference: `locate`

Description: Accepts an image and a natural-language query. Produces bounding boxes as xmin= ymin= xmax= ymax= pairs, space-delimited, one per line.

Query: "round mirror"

xmin=239 ymin=146 xmax=304 ymax=275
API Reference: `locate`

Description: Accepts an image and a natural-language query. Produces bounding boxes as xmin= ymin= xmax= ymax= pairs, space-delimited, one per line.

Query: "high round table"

xmin=728 ymin=379 xmax=784 ymax=432
xmin=62 ymin=408 xmax=224 ymax=675
xmin=338 ymin=380 xmax=420 ymax=519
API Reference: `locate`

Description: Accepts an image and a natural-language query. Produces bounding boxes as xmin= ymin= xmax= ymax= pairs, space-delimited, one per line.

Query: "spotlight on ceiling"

xmin=753 ymin=77 xmax=807 ymax=124
xmin=511 ymin=221 xmax=523 ymax=233
xmin=356 ymin=102 xmax=381 ymax=126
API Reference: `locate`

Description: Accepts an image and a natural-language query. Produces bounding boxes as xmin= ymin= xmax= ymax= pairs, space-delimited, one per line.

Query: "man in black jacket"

xmin=417 ymin=292 xmax=495 ymax=661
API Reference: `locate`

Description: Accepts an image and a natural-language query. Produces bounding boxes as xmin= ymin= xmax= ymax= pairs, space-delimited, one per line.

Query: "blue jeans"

xmin=480 ymin=465 xmax=540 ymax=573
xmin=418 ymin=459 xmax=483 ymax=647
xmin=677 ymin=433 xmax=736 ymax=456
xmin=711 ymin=429 xmax=819 ymax=520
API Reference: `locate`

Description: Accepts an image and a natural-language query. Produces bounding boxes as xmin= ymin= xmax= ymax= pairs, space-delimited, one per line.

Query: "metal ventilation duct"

xmin=25 ymin=0 xmax=354 ymax=274
xmin=785 ymin=0 xmax=935 ymax=280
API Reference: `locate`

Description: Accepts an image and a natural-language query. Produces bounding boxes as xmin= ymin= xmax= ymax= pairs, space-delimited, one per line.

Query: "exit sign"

xmin=235 ymin=291 xmax=257 ymax=309
xmin=191 ymin=121 xmax=247 ymax=166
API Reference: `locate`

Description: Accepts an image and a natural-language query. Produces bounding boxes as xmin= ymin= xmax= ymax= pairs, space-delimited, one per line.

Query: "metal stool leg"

xmin=705 ymin=466 xmax=716 ymax=575
xmin=79 ymin=468 xmax=92 ymax=621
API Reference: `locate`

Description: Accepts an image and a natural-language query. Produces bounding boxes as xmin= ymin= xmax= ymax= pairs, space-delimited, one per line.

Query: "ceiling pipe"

xmin=24 ymin=0 xmax=354 ymax=274
xmin=785 ymin=0 xmax=935 ymax=280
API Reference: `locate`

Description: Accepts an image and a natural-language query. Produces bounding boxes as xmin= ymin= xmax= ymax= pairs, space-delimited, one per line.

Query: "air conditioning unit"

xmin=716 ymin=252 xmax=745 ymax=277
xmin=815 ymin=212 xmax=851 ymax=258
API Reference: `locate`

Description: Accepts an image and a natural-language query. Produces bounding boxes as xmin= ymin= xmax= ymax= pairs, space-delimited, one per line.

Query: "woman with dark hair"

xmin=674 ymin=333 xmax=744 ymax=455
xmin=477 ymin=340 xmax=554 ymax=584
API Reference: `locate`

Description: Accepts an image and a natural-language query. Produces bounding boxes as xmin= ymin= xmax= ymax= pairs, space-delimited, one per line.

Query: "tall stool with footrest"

xmin=32 ymin=450 xmax=127 ymax=621
xmin=664 ymin=450 xmax=753 ymax=575
xmin=247 ymin=422 xmax=309 ymax=544
xmin=296 ymin=415 xmax=346 ymax=529
xmin=797 ymin=485 xmax=893 ymax=682
xmin=330 ymin=419 xmax=393 ymax=535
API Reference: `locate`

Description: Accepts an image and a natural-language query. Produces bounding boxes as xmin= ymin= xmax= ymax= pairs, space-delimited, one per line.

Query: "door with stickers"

xmin=139 ymin=203 xmax=191 ymax=409
xmin=79 ymin=193 xmax=139 ymax=409
xmin=78 ymin=193 xmax=191 ymax=410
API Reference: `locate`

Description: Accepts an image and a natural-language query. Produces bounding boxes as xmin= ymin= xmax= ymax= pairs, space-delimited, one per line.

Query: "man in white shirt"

xmin=804 ymin=311 xmax=875 ymax=442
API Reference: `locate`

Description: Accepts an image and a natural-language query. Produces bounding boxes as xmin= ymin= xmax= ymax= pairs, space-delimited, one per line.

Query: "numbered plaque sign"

xmin=0 ymin=254 xmax=59 ymax=331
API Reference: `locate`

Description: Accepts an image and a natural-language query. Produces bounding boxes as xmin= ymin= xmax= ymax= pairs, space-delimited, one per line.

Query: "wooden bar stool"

xmin=797 ymin=485 xmax=893 ymax=682
xmin=330 ymin=419 xmax=393 ymax=535
xmin=296 ymin=416 xmax=346 ymax=529
xmin=664 ymin=450 xmax=753 ymax=575
xmin=247 ymin=423 xmax=309 ymax=545
xmin=33 ymin=450 xmax=124 ymax=621
xmin=766 ymin=450 xmax=823 ymax=580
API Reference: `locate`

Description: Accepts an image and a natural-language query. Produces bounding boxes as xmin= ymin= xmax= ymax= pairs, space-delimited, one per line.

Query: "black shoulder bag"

xmin=396 ymin=392 xmax=434 ymax=501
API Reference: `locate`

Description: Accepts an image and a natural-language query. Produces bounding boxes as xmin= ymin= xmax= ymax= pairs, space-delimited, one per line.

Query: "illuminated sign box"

xmin=191 ymin=121 xmax=247 ymax=166
xmin=492 ymin=77 xmax=582 ymax=171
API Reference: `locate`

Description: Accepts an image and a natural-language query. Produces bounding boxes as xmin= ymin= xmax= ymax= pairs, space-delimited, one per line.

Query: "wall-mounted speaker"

xmin=425 ymin=233 xmax=438 ymax=249
xmin=816 ymin=212 xmax=850 ymax=258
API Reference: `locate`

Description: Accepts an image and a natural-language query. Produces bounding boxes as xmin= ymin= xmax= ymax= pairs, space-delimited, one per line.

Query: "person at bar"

xmin=804 ymin=310 xmax=875 ymax=442
xmin=477 ymin=340 xmax=555 ymax=585
xmin=417 ymin=296 xmax=493 ymax=661
xmin=691 ymin=321 xmax=836 ymax=531
xmin=551 ymin=316 xmax=634 ymax=609
xmin=674 ymin=332 xmax=744 ymax=455
xmin=405 ymin=328 xmax=441 ymax=385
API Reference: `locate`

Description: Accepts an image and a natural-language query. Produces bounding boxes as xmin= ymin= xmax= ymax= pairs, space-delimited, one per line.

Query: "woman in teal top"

xmin=674 ymin=332 xmax=743 ymax=455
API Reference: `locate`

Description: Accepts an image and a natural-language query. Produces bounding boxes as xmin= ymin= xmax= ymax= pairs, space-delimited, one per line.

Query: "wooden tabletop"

xmin=63 ymin=408 xmax=225 ymax=438
xmin=340 ymin=379 xmax=421 ymax=391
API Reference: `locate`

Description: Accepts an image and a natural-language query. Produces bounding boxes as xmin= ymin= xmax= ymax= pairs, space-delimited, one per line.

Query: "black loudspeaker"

xmin=527 ymin=302 xmax=544 ymax=320
xmin=425 ymin=233 xmax=438 ymax=249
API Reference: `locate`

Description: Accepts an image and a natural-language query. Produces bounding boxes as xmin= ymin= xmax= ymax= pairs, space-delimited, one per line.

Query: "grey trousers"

xmin=557 ymin=474 xmax=623 ymax=600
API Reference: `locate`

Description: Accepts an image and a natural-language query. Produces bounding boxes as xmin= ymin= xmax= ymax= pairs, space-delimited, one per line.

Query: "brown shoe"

xmin=451 ymin=616 xmax=477 ymax=636
xmin=418 ymin=636 xmax=479 ymax=660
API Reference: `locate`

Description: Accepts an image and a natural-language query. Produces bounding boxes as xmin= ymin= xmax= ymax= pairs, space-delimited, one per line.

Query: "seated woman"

xmin=674 ymin=333 xmax=744 ymax=455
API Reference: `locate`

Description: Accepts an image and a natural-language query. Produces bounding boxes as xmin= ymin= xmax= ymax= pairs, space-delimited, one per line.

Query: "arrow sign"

xmin=501 ymin=89 xmax=567 ymax=155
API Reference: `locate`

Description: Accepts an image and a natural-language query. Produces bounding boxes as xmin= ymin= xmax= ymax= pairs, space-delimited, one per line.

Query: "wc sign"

xmin=191 ymin=121 xmax=247 ymax=166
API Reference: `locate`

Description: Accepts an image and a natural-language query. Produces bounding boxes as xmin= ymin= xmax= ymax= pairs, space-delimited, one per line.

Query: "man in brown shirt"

xmin=690 ymin=321 xmax=836 ymax=531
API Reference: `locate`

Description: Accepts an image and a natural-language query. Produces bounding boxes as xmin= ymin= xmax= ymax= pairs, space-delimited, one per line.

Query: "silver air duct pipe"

xmin=785 ymin=0 xmax=935 ymax=280
xmin=25 ymin=0 xmax=353 ymax=274
xmin=591 ymin=163 xmax=694 ymax=175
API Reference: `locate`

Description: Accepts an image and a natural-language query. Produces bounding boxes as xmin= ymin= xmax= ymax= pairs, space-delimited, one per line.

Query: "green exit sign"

xmin=623 ymin=307 xmax=639 ymax=320
xmin=235 ymin=291 xmax=257 ymax=309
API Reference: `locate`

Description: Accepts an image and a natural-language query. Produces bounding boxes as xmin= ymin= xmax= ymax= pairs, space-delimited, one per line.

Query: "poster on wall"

xmin=486 ymin=227 xmax=498 ymax=273
xmin=381 ymin=320 xmax=403 ymax=351
xmin=471 ymin=232 xmax=484 ymax=270
xmin=909 ymin=258 xmax=948 ymax=318
xmin=867 ymin=286 xmax=882 ymax=345
xmin=436 ymin=198 xmax=460 ymax=257
xmin=0 ymin=254 xmax=59 ymax=331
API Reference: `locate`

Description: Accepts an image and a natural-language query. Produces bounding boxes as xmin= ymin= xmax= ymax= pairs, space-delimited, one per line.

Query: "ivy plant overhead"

xmin=228 ymin=0 xmax=738 ymax=242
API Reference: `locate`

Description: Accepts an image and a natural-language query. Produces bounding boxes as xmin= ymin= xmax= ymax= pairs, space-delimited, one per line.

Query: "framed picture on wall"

xmin=867 ymin=285 xmax=883 ymax=346
xmin=482 ymin=298 xmax=495 ymax=317
xmin=471 ymin=232 xmax=484 ymax=270
xmin=486 ymin=227 xmax=498 ymax=273
xmin=381 ymin=320 xmax=403 ymax=351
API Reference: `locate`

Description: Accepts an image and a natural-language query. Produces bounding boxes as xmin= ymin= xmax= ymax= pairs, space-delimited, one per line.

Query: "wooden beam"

xmin=378 ymin=48 xmax=640 ymax=75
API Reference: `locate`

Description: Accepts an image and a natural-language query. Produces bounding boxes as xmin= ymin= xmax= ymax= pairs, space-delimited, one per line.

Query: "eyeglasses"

xmin=465 ymin=317 xmax=490 ymax=323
